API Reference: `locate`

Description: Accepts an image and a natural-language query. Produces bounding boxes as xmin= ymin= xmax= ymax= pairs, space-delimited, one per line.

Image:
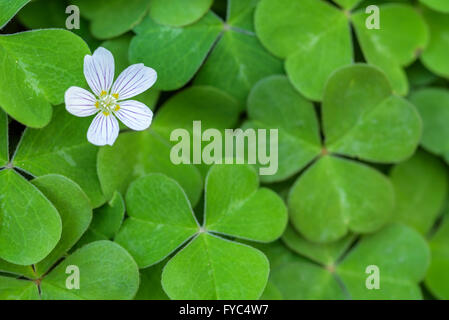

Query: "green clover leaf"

xmin=12 ymin=107 xmax=105 ymax=208
xmin=72 ymin=0 xmax=151 ymax=39
xmin=0 ymin=169 xmax=61 ymax=265
xmin=245 ymin=65 xmax=420 ymax=243
xmin=31 ymin=175 xmax=92 ymax=276
xmin=425 ymin=213 xmax=449 ymax=299
xmin=410 ymin=88 xmax=449 ymax=161
xmin=0 ymin=277 xmax=39 ymax=300
xmin=0 ymin=30 xmax=90 ymax=128
xmin=0 ymin=110 xmax=7 ymax=167
xmin=130 ymin=12 xmax=223 ymax=91
xmin=115 ymin=164 xmax=287 ymax=299
xmin=323 ymin=64 xmax=422 ymax=162
xmin=337 ymin=223 xmax=429 ymax=299
xmin=0 ymin=241 xmax=139 ymax=300
xmin=255 ymin=0 xmax=428 ymax=100
xmin=262 ymin=223 xmax=429 ymax=299
xmin=390 ymin=150 xmax=448 ymax=234
xmin=194 ymin=25 xmax=283 ymax=107
xmin=149 ymin=0 xmax=213 ymax=27
xmin=421 ymin=8 xmax=449 ymax=79
xmin=289 ymin=156 xmax=394 ymax=243
xmin=0 ymin=0 xmax=30 ymax=28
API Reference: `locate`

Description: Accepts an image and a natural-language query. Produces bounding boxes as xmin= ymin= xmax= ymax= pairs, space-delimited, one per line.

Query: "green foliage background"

xmin=0 ymin=0 xmax=449 ymax=300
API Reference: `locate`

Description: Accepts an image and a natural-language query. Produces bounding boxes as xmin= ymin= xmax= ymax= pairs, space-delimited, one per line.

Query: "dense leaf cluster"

xmin=0 ymin=0 xmax=448 ymax=300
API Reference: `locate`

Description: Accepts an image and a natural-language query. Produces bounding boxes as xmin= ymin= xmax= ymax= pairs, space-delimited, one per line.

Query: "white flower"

xmin=65 ymin=47 xmax=157 ymax=146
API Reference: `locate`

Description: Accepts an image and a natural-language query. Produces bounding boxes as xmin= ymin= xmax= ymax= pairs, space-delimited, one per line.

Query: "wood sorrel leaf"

xmin=0 ymin=110 xmax=7 ymax=167
xmin=205 ymin=164 xmax=288 ymax=242
xmin=337 ymin=223 xmax=430 ymax=299
xmin=31 ymin=175 xmax=92 ymax=276
xmin=13 ymin=107 xmax=105 ymax=208
xmin=194 ymin=30 xmax=283 ymax=105
xmin=410 ymin=88 xmax=449 ymax=160
xmin=130 ymin=12 xmax=223 ymax=91
xmin=149 ymin=0 xmax=213 ymax=27
xmin=255 ymin=0 xmax=353 ymax=100
xmin=243 ymin=75 xmax=321 ymax=183
xmin=282 ymin=224 xmax=356 ymax=266
xmin=116 ymin=164 xmax=286 ymax=299
xmin=0 ymin=276 xmax=39 ymax=300
xmin=0 ymin=0 xmax=30 ymax=28
xmin=115 ymin=174 xmax=200 ymax=268
xmin=0 ymin=169 xmax=61 ymax=265
xmin=352 ymin=4 xmax=428 ymax=95
xmin=421 ymin=8 xmax=449 ymax=79
xmin=40 ymin=241 xmax=139 ymax=300
xmin=425 ymin=214 xmax=449 ymax=299
xmin=288 ymin=156 xmax=394 ymax=243
xmin=97 ymin=130 xmax=203 ymax=206
xmin=161 ymin=233 xmax=269 ymax=300
xmin=323 ymin=64 xmax=422 ymax=163
xmin=390 ymin=150 xmax=447 ymax=234
xmin=72 ymin=0 xmax=151 ymax=39
xmin=0 ymin=30 xmax=90 ymax=128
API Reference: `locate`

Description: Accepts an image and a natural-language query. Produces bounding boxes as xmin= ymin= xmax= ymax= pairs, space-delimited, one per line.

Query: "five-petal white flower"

xmin=65 ymin=47 xmax=157 ymax=146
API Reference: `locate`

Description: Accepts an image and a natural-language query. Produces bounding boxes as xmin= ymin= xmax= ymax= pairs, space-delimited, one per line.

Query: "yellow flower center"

xmin=96 ymin=93 xmax=120 ymax=116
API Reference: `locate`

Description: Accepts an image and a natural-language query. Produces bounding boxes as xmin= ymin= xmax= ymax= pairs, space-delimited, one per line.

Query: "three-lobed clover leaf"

xmin=0 ymin=29 xmax=90 ymax=128
xmin=0 ymin=241 xmax=139 ymax=300
xmin=261 ymin=223 xmax=430 ymax=300
xmin=0 ymin=173 xmax=139 ymax=300
xmin=115 ymin=164 xmax=288 ymax=299
xmin=245 ymin=65 xmax=421 ymax=243
xmin=255 ymin=0 xmax=428 ymax=100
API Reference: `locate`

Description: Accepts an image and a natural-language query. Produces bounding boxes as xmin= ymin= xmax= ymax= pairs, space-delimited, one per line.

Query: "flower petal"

xmin=114 ymin=100 xmax=153 ymax=131
xmin=87 ymin=112 xmax=119 ymax=146
xmin=84 ymin=47 xmax=115 ymax=97
xmin=65 ymin=86 xmax=98 ymax=117
xmin=111 ymin=64 xmax=157 ymax=100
